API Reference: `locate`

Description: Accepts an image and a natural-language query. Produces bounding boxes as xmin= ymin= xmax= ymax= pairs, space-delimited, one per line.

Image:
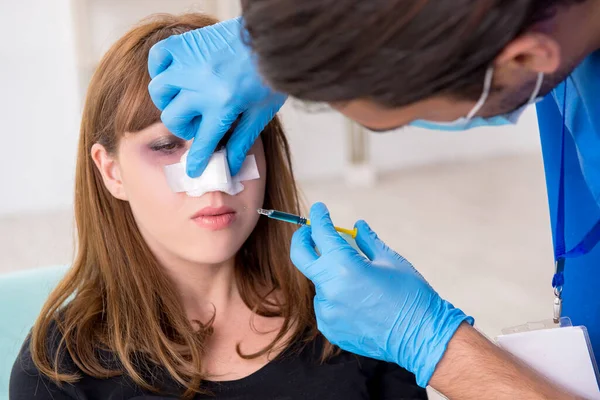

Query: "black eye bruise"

xmin=149 ymin=137 xmax=184 ymax=153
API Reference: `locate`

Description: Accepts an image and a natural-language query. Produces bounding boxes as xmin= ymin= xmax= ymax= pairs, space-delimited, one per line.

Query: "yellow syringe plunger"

xmin=305 ymin=219 xmax=358 ymax=239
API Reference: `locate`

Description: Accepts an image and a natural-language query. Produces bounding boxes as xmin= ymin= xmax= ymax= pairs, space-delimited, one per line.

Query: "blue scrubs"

xmin=536 ymin=51 xmax=600 ymax=357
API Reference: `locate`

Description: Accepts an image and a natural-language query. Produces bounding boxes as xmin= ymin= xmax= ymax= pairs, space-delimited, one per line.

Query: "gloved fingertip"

xmin=148 ymin=41 xmax=173 ymax=79
xmin=226 ymin=152 xmax=245 ymax=176
xmin=310 ymin=203 xmax=336 ymax=232
xmin=354 ymin=221 xmax=367 ymax=240
xmin=300 ymin=224 xmax=313 ymax=236
xmin=354 ymin=220 xmax=383 ymax=261
xmin=355 ymin=220 xmax=378 ymax=238
xmin=226 ymin=119 xmax=259 ymax=176
xmin=291 ymin=225 xmax=313 ymax=245
xmin=228 ymin=164 xmax=241 ymax=177
xmin=310 ymin=202 xmax=330 ymax=218
xmin=186 ymin=135 xmax=218 ymax=178
xmin=354 ymin=219 xmax=369 ymax=231
xmin=186 ymin=158 xmax=208 ymax=178
xmin=290 ymin=226 xmax=319 ymax=275
xmin=186 ymin=166 xmax=200 ymax=178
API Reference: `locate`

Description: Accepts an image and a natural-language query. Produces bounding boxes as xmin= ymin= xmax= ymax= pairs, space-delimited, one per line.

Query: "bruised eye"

xmin=148 ymin=137 xmax=185 ymax=155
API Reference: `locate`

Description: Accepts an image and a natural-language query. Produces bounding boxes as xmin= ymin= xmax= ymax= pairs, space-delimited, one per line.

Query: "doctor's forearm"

xmin=429 ymin=323 xmax=580 ymax=400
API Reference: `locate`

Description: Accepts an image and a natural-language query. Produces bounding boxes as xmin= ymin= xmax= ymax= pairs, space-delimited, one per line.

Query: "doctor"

xmin=147 ymin=0 xmax=600 ymax=398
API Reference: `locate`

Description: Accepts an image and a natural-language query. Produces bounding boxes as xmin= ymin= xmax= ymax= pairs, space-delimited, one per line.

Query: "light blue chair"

xmin=0 ymin=265 xmax=69 ymax=399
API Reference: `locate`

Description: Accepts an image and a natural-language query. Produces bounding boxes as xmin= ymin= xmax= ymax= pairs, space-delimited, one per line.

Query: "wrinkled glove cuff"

xmin=415 ymin=308 xmax=474 ymax=387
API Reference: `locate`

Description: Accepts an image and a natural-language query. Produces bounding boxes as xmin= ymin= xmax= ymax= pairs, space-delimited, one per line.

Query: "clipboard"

xmin=496 ymin=324 xmax=600 ymax=399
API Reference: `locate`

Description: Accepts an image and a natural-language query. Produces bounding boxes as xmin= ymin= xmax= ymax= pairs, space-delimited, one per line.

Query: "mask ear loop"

xmin=527 ymin=72 xmax=545 ymax=104
xmin=466 ymin=66 xmax=494 ymax=120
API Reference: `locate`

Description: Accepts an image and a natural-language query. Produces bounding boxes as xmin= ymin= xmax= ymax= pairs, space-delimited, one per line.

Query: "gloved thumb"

xmin=354 ymin=220 xmax=390 ymax=262
xmin=290 ymin=226 xmax=320 ymax=281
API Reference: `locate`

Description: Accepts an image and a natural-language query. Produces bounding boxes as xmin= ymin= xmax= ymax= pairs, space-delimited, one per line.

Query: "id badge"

xmin=496 ymin=318 xmax=600 ymax=399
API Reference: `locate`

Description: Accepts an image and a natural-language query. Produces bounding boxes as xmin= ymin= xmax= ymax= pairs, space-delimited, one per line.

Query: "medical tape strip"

xmin=164 ymin=149 xmax=260 ymax=197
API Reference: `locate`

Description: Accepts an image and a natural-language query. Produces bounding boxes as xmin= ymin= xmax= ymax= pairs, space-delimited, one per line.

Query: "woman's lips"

xmin=191 ymin=206 xmax=237 ymax=230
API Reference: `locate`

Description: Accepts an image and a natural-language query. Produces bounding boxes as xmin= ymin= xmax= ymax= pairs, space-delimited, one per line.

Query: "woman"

xmin=10 ymin=13 xmax=427 ymax=399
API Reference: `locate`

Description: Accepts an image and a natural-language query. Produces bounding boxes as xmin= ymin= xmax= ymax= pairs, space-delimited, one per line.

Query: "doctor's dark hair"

xmin=241 ymin=0 xmax=587 ymax=107
xmin=29 ymin=13 xmax=335 ymax=399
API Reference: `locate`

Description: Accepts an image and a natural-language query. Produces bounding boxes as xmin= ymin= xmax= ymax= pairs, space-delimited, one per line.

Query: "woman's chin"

xmin=181 ymin=244 xmax=241 ymax=266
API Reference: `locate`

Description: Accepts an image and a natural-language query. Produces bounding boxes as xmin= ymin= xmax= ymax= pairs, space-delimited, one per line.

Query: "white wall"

xmin=0 ymin=0 xmax=542 ymax=217
xmin=370 ymin=107 xmax=541 ymax=172
xmin=0 ymin=0 xmax=80 ymax=215
xmin=279 ymin=102 xmax=350 ymax=180
xmin=86 ymin=0 xmax=217 ymax=62
xmin=0 ymin=0 xmax=219 ymax=217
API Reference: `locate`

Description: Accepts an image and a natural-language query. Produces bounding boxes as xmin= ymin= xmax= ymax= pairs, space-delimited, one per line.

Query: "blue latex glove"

xmin=148 ymin=17 xmax=287 ymax=177
xmin=291 ymin=203 xmax=473 ymax=387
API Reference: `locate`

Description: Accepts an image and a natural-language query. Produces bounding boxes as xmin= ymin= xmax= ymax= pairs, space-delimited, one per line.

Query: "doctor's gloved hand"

xmin=147 ymin=17 xmax=287 ymax=177
xmin=291 ymin=203 xmax=473 ymax=388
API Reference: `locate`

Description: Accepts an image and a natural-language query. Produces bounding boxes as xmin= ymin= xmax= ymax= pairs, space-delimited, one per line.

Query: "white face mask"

xmin=410 ymin=66 xmax=544 ymax=131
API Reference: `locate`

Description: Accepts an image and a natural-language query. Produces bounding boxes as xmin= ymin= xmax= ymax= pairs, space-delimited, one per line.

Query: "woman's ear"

xmin=91 ymin=143 xmax=128 ymax=201
xmin=494 ymin=32 xmax=561 ymax=74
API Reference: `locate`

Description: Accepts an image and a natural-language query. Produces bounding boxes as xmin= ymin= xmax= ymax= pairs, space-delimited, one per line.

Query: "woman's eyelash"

xmin=149 ymin=139 xmax=185 ymax=154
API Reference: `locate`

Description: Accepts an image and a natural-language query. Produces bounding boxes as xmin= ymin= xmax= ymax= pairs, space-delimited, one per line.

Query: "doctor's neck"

xmin=590 ymin=1 xmax=600 ymax=51
xmin=548 ymin=0 xmax=600 ymax=58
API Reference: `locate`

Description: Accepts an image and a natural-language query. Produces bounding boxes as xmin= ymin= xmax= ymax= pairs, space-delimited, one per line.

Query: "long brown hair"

xmin=30 ymin=13 xmax=333 ymax=398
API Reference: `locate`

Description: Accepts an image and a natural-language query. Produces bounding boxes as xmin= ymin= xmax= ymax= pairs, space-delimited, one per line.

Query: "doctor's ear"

xmin=494 ymin=32 xmax=561 ymax=75
xmin=91 ymin=143 xmax=128 ymax=201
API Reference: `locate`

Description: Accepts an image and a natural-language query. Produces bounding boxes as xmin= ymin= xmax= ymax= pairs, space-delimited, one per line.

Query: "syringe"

xmin=257 ymin=208 xmax=357 ymax=238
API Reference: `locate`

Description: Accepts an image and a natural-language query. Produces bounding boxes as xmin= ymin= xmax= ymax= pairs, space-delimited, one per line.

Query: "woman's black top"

xmin=10 ymin=323 xmax=427 ymax=400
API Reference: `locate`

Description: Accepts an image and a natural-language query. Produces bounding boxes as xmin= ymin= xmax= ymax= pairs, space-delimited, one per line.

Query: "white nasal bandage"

xmin=164 ymin=149 xmax=260 ymax=197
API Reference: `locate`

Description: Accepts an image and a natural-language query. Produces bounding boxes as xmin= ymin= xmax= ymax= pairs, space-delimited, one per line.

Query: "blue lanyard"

xmin=551 ymin=80 xmax=600 ymax=292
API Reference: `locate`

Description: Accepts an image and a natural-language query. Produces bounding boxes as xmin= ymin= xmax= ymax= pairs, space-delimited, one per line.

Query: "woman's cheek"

xmin=235 ymin=179 xmax=265 ymax=234
xmin=241 ymin=178 xmax=266 ymax=210
xmin=121 ymin=156 xmax=182 ymax=211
